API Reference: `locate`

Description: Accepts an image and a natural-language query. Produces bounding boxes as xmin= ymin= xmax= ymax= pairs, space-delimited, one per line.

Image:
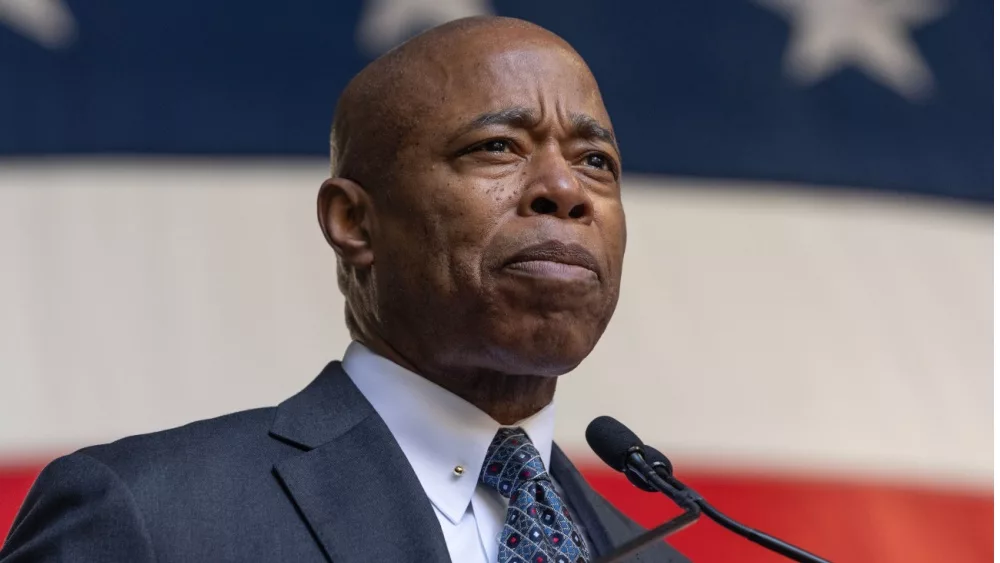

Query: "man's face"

xmin=370 ymin=40 xmax=626 ymax=376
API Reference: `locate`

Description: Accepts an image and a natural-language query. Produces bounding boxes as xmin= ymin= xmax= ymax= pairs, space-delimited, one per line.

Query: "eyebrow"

xmin=456 ymin=106 xmax=620 ymax=158
xmin=570 ymin=113 xmax=620 ymax=158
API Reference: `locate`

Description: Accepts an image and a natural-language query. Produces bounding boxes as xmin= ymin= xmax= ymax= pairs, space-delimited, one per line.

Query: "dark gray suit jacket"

xmin=0 ymin=362 xmax=688 ymax=562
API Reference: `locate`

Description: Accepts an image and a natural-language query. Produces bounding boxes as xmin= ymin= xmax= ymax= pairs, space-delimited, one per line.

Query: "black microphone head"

xmin=585 ymin=415 xmax=644 ymax=472
xmin=641 ymin=444 xmax=674 ymax=476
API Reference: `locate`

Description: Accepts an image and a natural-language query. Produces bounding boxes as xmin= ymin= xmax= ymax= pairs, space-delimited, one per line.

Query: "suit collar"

xmin=269 ymin=362 xmax=451 ymax=563
xmin=268 ymin=361 xmax=371 ymax=450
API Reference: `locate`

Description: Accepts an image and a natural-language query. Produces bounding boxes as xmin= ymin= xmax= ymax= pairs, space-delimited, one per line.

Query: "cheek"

xmin=616 ymin=208 xmax=628 ymax=263
xmin=393 ymin=177 xmax=512 ymax=291
xmin=438 ymin=183 xmax=512 ymax=285
xmin=598 ymin=201 xmax=628 ymax=275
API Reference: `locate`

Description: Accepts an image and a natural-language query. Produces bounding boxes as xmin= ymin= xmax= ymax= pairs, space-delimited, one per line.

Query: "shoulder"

xmin=0 ymin=450 xmax=158 ymax=560
xmin=74 ymin=407 xmax=292 ymax=495
xmin=80 ymin=407 xmax=277 ymax=470
xmin=0 ymin=408 xmax=295 ymax=560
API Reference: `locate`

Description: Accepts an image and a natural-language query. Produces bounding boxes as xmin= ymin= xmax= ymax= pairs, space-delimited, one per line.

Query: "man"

xmin=1 ymin=16 xmax=687 ymax=563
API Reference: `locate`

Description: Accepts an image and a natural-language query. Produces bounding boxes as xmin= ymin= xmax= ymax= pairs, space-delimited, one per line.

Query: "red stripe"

xmin=1 ymin=463 xmax=992 ymax=562
xmin=583 ymin=466 xmax=993 ymax=563
xmin=0 ymin=465 xmax=38 ymax=540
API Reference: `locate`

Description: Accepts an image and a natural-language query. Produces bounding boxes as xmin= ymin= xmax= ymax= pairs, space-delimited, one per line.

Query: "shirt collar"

xmin=341 ymin=341 xmax=556 ymax=525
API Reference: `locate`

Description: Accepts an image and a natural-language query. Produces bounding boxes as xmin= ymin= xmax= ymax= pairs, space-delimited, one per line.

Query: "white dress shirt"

xmin=341 ymin=341 xmax=590 ymax=563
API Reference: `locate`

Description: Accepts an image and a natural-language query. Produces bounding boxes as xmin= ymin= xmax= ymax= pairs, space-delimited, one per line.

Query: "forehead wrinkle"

xmin=456 ymin=106 xmax=539 ymax=137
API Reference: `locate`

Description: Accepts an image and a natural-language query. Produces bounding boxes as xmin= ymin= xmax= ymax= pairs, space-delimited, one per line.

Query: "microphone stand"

xmin=653 ymin=468 xmax=831 ymax=563
xmin=593 ymin=510 xmax=700 ymax=563
xmin=596 ymin=448 xmax=832 ymax=563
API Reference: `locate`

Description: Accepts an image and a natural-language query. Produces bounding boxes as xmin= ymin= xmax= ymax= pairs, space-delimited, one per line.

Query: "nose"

xmin=517 ymin=147 xmax=594 ymax=224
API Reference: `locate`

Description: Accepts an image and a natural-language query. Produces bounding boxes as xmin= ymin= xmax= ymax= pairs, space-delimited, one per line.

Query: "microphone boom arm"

xmin=648 ymin=457 xmax=832 ymax=563
xmin=689 ymin=497 xmax=830 ymax=563
xmin=593 ymin=509 xmax=701 ymax=563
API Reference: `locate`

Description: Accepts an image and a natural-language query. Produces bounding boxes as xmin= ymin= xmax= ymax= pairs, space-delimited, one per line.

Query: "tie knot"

xmin=480 ymin=427 xmax=549 ymax=498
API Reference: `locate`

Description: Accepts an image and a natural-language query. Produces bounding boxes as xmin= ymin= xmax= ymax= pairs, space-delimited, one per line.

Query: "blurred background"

xmin=0 ymin=1 xmax=992 ymax=561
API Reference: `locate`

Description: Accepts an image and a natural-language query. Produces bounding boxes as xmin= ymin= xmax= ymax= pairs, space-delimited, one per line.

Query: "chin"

xmin=486 ymin=323 xmax=603 ymax=377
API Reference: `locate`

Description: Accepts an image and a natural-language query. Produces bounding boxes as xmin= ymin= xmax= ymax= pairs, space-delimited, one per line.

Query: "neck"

xmin=360 ymin=335 xmax=557 ymax=425
xmin=421 ymin=370 xmax=557 ymax=425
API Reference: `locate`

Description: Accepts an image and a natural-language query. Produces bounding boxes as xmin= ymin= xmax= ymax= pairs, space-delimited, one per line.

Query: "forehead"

xmin=414 ymin=41 xmax=612 ymax=132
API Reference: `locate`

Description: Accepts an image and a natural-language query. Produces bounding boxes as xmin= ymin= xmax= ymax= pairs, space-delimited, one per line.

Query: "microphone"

xmin=585 ymin=416 xmax=696 ymax=510
xmin=585 ymin=415 xmax=657 ymax=492
xmin=585 ymin=416 xmax=831 ymax=563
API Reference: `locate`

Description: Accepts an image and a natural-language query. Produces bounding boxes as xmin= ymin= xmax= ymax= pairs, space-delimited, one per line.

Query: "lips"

xmin=502 ymin=241 xmax=601 ymax=281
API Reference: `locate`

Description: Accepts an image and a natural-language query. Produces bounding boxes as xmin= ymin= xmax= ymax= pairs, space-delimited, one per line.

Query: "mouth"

xmin=502 ymin=241 xmax=601 ymax=282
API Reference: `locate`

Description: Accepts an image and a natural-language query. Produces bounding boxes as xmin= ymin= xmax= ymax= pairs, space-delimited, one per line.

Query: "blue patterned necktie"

xmin=480 ymin=427 xmax=592 ymax=563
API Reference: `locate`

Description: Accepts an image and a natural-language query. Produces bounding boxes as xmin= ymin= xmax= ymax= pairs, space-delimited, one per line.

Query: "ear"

xmin=317 ymin=177 xmax=375 ymax=269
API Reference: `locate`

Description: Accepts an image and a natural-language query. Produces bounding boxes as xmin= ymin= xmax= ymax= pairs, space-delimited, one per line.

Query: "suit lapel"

xmin=550 ymin=444 xmax=615 ymax=558
xmin=269 ymin=362 xmax=451 ymax=563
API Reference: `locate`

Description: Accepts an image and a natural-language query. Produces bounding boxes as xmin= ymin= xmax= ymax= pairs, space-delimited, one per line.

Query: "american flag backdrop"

xmin=0 ymin=1 xmax=992 ymax=562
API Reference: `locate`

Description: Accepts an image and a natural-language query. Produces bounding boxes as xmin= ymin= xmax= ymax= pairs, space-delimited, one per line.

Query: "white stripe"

xmin=0 ymin=159 xmax=990 ymax=487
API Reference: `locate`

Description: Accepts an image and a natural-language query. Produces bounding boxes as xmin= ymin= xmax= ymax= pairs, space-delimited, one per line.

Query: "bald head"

xmin=330 ymin=16 xmax=589 ymax=187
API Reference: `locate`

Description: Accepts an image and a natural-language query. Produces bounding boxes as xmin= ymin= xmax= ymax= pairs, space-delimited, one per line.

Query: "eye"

xmin=476 ymin=139 xmax=512 ymax=153
xmin=584 ymin=153 xmax=613 ymax=172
